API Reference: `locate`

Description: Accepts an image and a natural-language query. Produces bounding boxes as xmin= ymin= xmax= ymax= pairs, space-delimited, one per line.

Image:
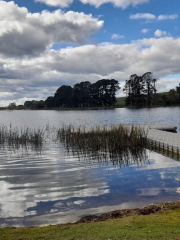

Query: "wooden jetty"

xmin=144 ymin=125 xmax=180 ymax=156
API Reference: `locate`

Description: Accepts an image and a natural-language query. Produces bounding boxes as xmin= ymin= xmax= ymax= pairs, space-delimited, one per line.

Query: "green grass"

xmin=1 ymin=206 xmax=180 ymax=239
xmin=115 ymin=97 xmax=126 ymax=107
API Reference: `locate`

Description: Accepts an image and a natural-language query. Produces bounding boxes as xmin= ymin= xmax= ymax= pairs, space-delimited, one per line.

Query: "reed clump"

xmin=0 ymin=124 xmax=44 ymax=146
xmin=57 ymin=124 xmax=148 ymax=153
xmin=67 ymin=146 xmax=148 ymax=168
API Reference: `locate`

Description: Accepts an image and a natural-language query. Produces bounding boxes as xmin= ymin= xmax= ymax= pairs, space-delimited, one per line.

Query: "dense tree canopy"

xmin=123 ymin=72 xmax=157 ymax=107
xmin=23 ymin=79 xmax=120 ymax=109
xmin=53 ymin=85 xmax=73 ymax=108
xmin=46 ymin=79 xmax=120 ymax=108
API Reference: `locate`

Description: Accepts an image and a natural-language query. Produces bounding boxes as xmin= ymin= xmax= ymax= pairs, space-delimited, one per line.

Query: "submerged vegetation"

xmin=0 ymin=123 xmax=149 ymax=167
xmin=0 ymin=124 xmax=44 ymax=147
xmin=57 ymin=124 xmax=148 ymax=154
xmin=67 ymin=147 xmax=148 ymax=169
xmin=57 ymin=124 xmax=149 ymax=168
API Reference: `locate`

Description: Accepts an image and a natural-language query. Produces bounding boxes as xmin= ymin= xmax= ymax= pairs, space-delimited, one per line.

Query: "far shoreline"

xmin=1 ymin=104 xmax=180 ymax=111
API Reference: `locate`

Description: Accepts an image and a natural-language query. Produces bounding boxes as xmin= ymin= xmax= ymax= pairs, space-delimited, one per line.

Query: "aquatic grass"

xmin=0 ymin=124 xmax=45 ymax=147
xmin=68 ymin=147 xmax=148 ymax=168
xmin=57 ymin=124 xmax=148 ymax=166
xmin=0 ymin=123 xmax=148 ymax=165
xmin=57 ymin=124 xmax=148 ymax=153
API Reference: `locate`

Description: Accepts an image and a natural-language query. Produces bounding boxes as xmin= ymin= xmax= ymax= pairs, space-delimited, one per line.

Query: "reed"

xmin=57 ymin=124 xmax=148 ymax=154
xmin=0 ymin=124 xmax=44 ymax=147
xmin=67 ymin=146 xmax=148 ymax=168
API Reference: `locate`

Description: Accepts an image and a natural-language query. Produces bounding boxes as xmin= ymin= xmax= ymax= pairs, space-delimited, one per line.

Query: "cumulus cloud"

xmin=129 ymin=13 xmax=156 ymax=20
xmin=1 ymin=1 xmax=180 ymax=107
xmin=1 ymin=37 xmax=180 ymax=106
xmin=0 ymin=0 xmax=103 ymax=57
xmin=36 ymin=0 xmax=149 ymax=8
xmin=157 ymin=14 xmax=178 ymax=20
xmin=111 ymin=34 xmax=124 ymax=39
xmin=154 ymin=29 xmax=168 ymax=37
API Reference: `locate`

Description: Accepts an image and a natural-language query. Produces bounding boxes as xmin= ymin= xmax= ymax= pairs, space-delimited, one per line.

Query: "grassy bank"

xmin=1 ymin=202 xmax=180 ymax=239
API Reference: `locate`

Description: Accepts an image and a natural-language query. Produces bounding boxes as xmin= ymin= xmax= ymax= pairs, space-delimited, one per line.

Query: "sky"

xmin=1 ymin=0 xmax=180 ymax=106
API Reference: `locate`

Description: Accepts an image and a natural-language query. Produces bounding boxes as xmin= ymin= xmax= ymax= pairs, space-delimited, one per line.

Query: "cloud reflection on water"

xmin=1 ymin=140 xmax=180 ymax=227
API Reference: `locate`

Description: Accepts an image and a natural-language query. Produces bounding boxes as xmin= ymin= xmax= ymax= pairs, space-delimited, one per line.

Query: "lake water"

xmin=0 ymin=107 xmax=180 ymax=227
xmin=1 ymin=106 xmax=180 ymax=132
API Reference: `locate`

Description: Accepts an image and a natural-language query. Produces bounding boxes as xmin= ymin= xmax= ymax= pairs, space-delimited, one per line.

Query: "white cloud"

xmin=0 ymin=0 xmax=103 ymax=57
xmin=156 ymin=78 xmax=180 ymax=93
xmin=154 ymin=29 xmax=168 ymax=37
xmin=130 ymin=13 xmax=156 ymax=20
xmin=36 ymin=0 xmax=149 ymax=8
xmin=1 ymin=1 xmax=180 ymax=108
xmin=137 ymin=188 xmax=161 ymax=196
xmin=1 ymin=37 xmax=180 ymax=105
xmin=141 ymin=28 xmax=149 ymax=34
xmin=35 ymin=0 xmax=73 ymax=7
xmin=157 ymin=14 xmax=178 ymax=20
xmin=112 ymin=34 xmax=124 ymax=39
xmin=130 ymin=13 xmax=178 ymax=21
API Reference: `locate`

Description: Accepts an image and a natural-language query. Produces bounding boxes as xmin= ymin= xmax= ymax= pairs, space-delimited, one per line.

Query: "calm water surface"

xmin=0 ymin=107 xmax=180 ymax=227
xmin=0 ymin=107 xmax=180 ymax=131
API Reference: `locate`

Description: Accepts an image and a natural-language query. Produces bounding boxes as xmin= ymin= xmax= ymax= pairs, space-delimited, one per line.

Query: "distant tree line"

xmin=21 ymin=79 xmax=120 ymax=109
xmin=153 ymin=84 xmax=180 ymax=106
xmin=7 ymin=73 xmax=180 ymax=110
xmin=123 ymin=72 xmax=180 ymax=107
xmin=24 ymin=100 xmax=45 ymax=110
